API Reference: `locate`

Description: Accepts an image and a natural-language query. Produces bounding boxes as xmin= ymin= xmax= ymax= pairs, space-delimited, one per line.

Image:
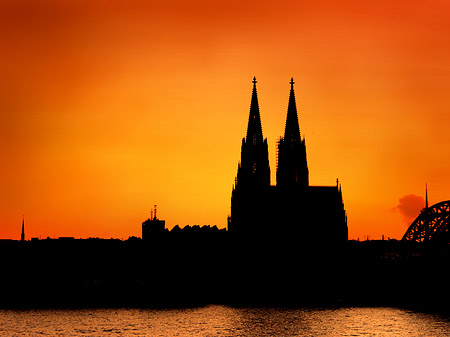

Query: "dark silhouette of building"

xmin=230 ymin=77 xmax=347 ymax=245
xmin=142 ymin=205 xmax=166 ymax=240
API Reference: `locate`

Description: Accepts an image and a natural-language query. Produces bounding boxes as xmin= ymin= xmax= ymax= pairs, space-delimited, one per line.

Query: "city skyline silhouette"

xmin=3 ymin=77 xmax=448 ymax=311
xmin=10 ymin=77 xmax=446 ymax=248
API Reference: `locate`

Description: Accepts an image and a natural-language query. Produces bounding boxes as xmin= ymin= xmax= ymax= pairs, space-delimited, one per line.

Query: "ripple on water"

xmin=0 ymin=306 xmax=450 ymax=336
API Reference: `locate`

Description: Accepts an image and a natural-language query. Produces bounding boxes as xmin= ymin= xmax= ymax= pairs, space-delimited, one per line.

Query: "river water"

xmin=1 ymin=305 xmax=449 ymax=336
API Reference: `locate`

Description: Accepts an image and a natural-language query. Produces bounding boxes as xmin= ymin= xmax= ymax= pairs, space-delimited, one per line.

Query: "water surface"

xmin=1 ymin=305 xmax=450 ymax=336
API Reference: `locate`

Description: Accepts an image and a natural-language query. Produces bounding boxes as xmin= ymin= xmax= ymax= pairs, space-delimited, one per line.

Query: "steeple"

xmin=232 ymin=77 xmax=270 ymax=191
xmin=284 ymin=77 xmax=301 ymax=143
xmin=246 ymin=77 xmax=264 ymax=145
xmin=230 ymin=77 xmax=271 ymax=233
xmin=20 ymin=216 xmax=25 ymax=242
xmin=276 ymin=77 xmax=309 ymax=188
xmin=425 ymin=183 xmax=429 ymax=209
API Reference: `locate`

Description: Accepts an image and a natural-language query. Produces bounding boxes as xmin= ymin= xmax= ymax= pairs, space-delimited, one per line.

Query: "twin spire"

xmin=238 ymin=76 xmax=308 ymax=189
xmin=246 ymin=77 xmax=301 ymax=144
xmin=246 ymin=76 xmax=264 ymax=145
xmin=284 ymin=78 xmax=301 ymax=143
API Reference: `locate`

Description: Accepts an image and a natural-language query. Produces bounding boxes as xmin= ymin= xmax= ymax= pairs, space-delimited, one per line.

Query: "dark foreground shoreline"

xmin=1 ymin=236 xmax=449 ymax=311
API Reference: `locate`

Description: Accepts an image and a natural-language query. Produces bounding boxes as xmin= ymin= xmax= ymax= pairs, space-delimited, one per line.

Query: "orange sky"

xmin=1 ymin=0 xmax=450 ymax=240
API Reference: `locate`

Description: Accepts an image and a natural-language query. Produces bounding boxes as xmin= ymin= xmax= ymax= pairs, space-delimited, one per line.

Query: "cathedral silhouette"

xmin=229 ymin=77 xmax=348 ymax=246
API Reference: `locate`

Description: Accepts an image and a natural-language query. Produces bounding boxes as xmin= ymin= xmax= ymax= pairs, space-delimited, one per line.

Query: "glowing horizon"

xmin=1 ymin=0 xmax=450 ymax=240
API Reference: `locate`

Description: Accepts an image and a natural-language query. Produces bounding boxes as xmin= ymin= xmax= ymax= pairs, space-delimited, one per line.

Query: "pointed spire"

xmin=246 ymin=76 xmax=263 ymax=145
xmin=425 ymin=183 xmax=429 ymax=209
xmin=284 ymin=77 xmax=301 ymax=143
xmin=20 ymin=216 xmax=25 ymax=242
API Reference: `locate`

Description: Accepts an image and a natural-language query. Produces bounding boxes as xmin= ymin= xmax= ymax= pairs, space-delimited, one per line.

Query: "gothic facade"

xmin=229 ymin=78 xmax=347 ymax=245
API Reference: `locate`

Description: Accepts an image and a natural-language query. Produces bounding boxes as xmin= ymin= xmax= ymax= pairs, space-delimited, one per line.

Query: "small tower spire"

xmin=20 ymin=216 xmax=25 ymax=242
xmin=232 ymin=77 xmax=271 ymax=192
xmin=246 ymin=76 xmax=264 ymax=145
xmin=425 ymin=183 xmax=428 ymax=209
xmin=276 ymin=77 xmax=309 ymax=188
xmin=284 ymin=77 xmax=301 ymax=143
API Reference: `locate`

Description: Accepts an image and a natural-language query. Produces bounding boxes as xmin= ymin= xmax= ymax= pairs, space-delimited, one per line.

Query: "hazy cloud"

xmin=394 ymin=194 xmax=425 ymax=224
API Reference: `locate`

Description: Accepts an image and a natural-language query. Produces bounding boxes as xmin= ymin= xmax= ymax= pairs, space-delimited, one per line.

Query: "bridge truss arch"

xmin=402 ymin=200 xmax=450 ymax=243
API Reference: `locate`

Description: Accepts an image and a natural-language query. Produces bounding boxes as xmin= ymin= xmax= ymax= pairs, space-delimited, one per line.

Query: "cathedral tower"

xmin=229 ymin=77 xmax=347 ymax=245
xmin=235 ymin=77 xmax=270 ymax=190
xmin=276 ymin=78 xmax=309 ymax=188
xmin=230 ymin=77 xmax=270 ymax=234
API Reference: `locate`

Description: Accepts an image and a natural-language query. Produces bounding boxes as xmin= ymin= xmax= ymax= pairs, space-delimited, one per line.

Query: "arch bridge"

xmin=402 ymin=200 xmax=450 ymax=243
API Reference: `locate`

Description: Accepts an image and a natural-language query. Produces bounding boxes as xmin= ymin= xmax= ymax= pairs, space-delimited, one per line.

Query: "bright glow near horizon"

xmin=1 ymin=0 xmax=450 ymax=240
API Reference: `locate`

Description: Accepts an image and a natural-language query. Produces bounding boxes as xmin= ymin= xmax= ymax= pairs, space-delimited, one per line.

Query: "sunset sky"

xmin=1 ymin=0 xmax=450 ymax=240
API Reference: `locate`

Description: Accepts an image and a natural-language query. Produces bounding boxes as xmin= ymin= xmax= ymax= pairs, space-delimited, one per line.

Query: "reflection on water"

xmin=1 ymin=305 xmax=450 ymax=336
